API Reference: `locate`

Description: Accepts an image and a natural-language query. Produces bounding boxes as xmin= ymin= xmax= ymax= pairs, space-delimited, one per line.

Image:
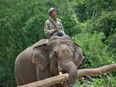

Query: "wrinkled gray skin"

xmin=15 ymin=35 xmax=84 ymax=87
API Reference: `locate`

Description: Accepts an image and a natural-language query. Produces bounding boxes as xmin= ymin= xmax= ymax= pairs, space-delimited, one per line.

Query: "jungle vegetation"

xmin=0 ymin=0 xmax=116 ymax=87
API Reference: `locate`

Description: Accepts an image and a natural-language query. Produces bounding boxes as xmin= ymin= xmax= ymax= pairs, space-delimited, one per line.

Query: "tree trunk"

xmin=18 ymin=64 xmax=116 ymax=87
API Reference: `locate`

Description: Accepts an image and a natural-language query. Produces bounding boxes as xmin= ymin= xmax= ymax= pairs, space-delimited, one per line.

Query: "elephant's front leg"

xmin=36 ymin=66 xmax=54 ymax=80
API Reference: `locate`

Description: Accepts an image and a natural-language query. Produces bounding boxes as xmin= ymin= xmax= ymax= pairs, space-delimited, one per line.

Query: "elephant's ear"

xmin=31 ymin=44 xmax=49 ymax=70
xmin=73 ymin=43 xmax=84 ymax=69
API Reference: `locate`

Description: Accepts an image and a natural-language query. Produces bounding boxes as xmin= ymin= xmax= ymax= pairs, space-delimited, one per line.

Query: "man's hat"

xmin=48 ymin=7 xmax=56 ymax=14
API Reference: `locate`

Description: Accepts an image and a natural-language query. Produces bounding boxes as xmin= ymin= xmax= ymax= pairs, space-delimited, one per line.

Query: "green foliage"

xmin=0 ymin=0 xmax=48 ymax=86
xmin=62 ymin=15 xmax=81 ymax=36
xmin=106 ymin=33 xmax=116 ymax=54
xmin=74 ymin=76 xmax=116 ymax=87
xmin=71 ymin=0 xmax=116 ymax=22
xmin=90 ymin=11 xmax=116 ymax=37
xmin=74 ymin=30 xmax=115 ymax=68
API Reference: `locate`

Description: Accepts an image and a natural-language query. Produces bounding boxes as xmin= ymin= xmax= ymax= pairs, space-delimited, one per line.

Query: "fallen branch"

xmin=18 ymin=73 xmax=68 ymax=87
xmin=18 ymin=64 xmax=116 ymax=87
xmin=78 ymin=64 xmax=116 ymax=77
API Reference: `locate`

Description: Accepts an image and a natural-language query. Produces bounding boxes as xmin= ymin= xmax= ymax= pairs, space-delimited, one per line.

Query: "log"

xmin=18 ymin=64 xmax=116 ymax=87
xmin=18 ymin=74 xmax=68 ymax=87
xmin=78 ymin=64 xmax=116 ymax=77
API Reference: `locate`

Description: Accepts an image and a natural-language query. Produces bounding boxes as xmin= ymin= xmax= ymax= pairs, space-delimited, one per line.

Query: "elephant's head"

xmin=32 ymin=35 xmax=84 ymax=86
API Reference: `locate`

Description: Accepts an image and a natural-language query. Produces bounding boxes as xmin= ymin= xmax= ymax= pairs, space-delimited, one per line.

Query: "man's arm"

xmin=44 ymin=21 xmax=56 ymax=37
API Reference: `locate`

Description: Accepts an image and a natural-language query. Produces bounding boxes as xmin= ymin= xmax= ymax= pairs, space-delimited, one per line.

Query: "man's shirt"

xmin=44 ymin=18 xmax=65 ymax=37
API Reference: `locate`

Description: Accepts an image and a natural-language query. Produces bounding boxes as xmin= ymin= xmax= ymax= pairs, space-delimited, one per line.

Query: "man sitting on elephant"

xmin=44 ymin=7 xmax=66 ymax=38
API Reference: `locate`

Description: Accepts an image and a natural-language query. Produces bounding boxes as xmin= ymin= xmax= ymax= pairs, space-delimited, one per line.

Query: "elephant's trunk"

xmin=59 ymin=61 xmax=78 ymax=86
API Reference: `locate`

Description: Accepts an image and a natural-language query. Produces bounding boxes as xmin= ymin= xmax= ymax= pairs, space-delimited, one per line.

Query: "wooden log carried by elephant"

xmin=18 ymin=64 xmax=116 ymax=87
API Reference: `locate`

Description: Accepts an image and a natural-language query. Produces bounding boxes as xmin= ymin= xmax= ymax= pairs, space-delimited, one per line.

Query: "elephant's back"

xmin=31 ymin=39 xmax=48 ymax=48
xmin=15 ymin=39 xmax=48 ymax=64
xmin=15 ymin=47 xmax=32 ymax=64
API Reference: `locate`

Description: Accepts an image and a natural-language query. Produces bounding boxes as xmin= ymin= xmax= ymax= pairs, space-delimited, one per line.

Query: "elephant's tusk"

xmin=65 ymin=73 xmax=69 ymax=79
xmin=59 ymin=72 xmax=63 ymax=75
xmin=59 ymin=72 xmax=69 ymax=85
xmin=59 ymin=72 xmax=64 ymax=84
xmin=59 ymin=72 xmax=69 ymax=79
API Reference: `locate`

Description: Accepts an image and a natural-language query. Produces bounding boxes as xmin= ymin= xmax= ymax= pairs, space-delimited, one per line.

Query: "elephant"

xmin=15 ymin=35 xmax=84 ymax=87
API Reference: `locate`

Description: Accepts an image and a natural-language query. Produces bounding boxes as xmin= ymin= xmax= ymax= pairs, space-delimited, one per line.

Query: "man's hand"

xmin=50 ymin=29 xmax=58 ymax=36
xmin=52 ymin=29 xmax=58 ymax=33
